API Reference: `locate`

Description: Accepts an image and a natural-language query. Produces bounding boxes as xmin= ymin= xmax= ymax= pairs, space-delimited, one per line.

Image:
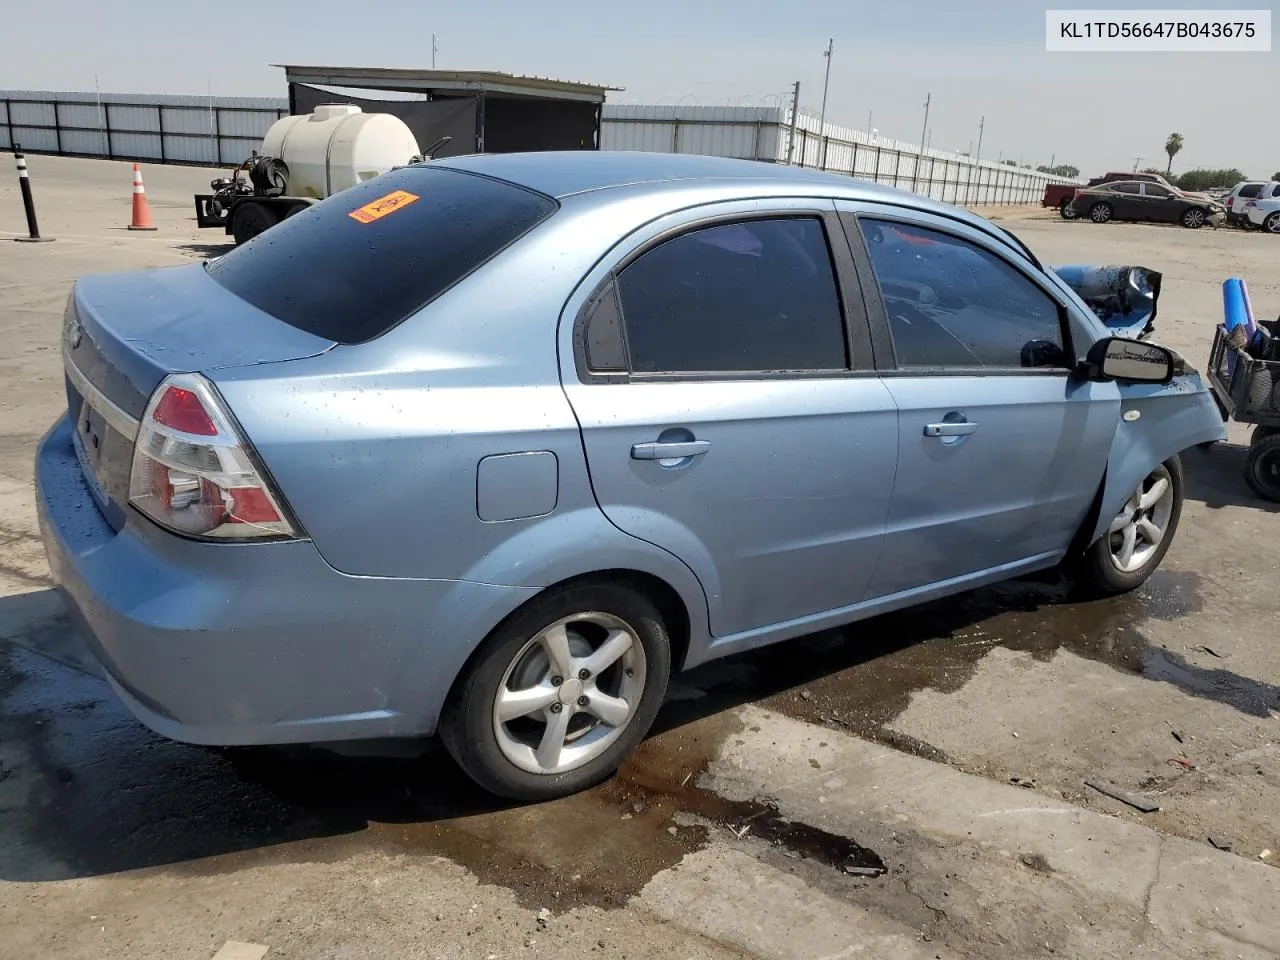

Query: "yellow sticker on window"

xmin=349 ymin=189 xmax=420 ymax=224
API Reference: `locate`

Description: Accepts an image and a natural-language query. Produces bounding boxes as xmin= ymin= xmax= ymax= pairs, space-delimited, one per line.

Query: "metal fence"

xmin=0 ymin=90 xmax=287 ymax=166
xmin=2 ymin=92 xmax=1080 ymax=206
xmin=603 ymin=105 xmax=1083 ymax=205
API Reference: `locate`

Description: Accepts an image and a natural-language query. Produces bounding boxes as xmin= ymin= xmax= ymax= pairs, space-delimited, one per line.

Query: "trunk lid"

xmin=62 ymin=263 xmax=334 ymax=529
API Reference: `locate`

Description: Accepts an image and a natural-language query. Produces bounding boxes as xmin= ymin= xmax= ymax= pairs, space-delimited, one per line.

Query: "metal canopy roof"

xmin=275 ymin=65 xmax=620 ymax=103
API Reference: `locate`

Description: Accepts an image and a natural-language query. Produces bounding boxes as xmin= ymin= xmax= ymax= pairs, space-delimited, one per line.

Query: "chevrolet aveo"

xmin=37 ymin=152 xmax=1226 ymax=800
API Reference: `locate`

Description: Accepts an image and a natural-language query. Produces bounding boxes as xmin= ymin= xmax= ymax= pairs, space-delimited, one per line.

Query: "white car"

xmin=1244 ymin=181 xmax=1280 ymax=233
xmin=1225 ymin=180 xmax=1269 ymax=226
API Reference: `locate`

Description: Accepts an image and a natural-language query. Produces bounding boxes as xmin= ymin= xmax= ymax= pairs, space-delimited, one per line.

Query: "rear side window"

xmin=205 ymin=167 xmax=557 ymax=344
xmin=614 ymin=218 xmax=848 ymax=374
xmin=1110 ymin=182 xmax=1142 ymax=194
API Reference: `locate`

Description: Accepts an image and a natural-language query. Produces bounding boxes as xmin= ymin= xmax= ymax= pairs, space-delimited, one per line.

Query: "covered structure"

xmin=275 ymin=65 xmax=620 ymax=159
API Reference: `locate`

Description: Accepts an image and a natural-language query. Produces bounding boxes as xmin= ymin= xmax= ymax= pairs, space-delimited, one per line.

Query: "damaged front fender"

xmin=1052 ymin=265 xmax=1161 ymax=341
xmin=1088 ymin=370 xmax=1226 ymax=546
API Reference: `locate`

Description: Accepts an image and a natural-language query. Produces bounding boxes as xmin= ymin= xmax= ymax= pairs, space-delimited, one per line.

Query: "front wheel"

xmin=1075 ymin=457 xmax=1183 ymax=597
xmin=1181 ymin=207 xmax=1208 ymax=229
xmin=439 ymin=581 xmax=672 ymax=801
xmin=1089 ymin=202 xmax=1113 ymax=224
xmin=1059 ymin=199 xmax=1079 ymax=220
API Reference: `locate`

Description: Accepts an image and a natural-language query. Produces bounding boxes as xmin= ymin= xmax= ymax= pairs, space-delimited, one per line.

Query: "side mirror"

xmin=1083 ymin=337 xmax=1175 ymax=383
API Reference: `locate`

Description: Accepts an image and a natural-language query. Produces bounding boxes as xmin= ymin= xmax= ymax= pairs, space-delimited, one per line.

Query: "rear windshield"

xmin=1239 ymin=183 xmax=1263 ymax=197
xmin=205 ymin=166 xmax=557 ymax=343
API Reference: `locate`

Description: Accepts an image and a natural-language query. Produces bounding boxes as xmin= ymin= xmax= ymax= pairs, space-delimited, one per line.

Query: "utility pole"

xmin=968 ymin=115 xmax=985 ymax=204
xmin=912 ymin=92 xmax=931 ymax=190
xmin=818 ymin=39 xmax=833 ymax=168
xmin=432 ymin=34 xmax=439 ymax=69
xmin=786 ymin=81 xmax=801 ymax=165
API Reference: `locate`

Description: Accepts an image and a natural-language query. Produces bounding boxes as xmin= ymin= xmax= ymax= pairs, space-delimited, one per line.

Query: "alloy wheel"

xmin=1107 ymin=465 xmax=1175 ymax=573
xmin=492 ymin=612 xmax=647 ymax=775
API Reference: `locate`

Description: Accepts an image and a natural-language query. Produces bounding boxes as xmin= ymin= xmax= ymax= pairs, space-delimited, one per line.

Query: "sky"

xmin=5 ymin=0 xmax=1277 ymax=178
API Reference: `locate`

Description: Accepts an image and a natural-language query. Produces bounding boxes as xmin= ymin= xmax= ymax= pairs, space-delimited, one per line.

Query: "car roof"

xmin=428 ymin=151 xmax=1034 ymax=262
xmin=434 ymin=150 xmax=902 ymax=199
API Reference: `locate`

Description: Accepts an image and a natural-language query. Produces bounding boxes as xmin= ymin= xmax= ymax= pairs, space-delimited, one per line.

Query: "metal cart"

xmin=1207 ymin=325 xmax=1280 ymax=501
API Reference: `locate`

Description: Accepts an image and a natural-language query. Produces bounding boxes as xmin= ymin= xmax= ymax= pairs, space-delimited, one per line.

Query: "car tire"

xmin=1244 ymin=435 xmax=1280 ymax=503
xmin=1089 ymin=202 xmax=1113 ymax=224
xmin=230 ymin=201 xmax=279 ymax=245
xmin=1181 ymin=207 xmax=1208 ymax=229
xmin=439 ymin=580 xmax=672 ymax=802
xmin=1059 ymin=199 xmax=1079 ymax=220
xmin=1074 ymin=457 xmax=1183 ymax=598
xmin=1264 ymin=212 xmax=1280 ymax=235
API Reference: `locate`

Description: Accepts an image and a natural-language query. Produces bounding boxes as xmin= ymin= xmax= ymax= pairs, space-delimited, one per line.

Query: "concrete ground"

xmin=2 ymin=155 xmax=1278 ymax=960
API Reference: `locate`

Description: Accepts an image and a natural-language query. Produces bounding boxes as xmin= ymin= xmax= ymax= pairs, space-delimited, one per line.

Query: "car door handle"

xmin=631 ymin=440 xmax=711 ymax=460
xmin=923 ymin=422 xmax=979 ymax=438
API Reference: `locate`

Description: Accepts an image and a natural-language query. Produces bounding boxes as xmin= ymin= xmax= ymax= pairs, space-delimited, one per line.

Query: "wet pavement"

xmin=0 ymin=560 xmax=1260 ymax=906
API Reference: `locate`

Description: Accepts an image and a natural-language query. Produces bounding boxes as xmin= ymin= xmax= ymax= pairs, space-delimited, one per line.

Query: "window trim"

xmin=840 ymin=210 xmax=1077 ymax=378
xmin=571 ymin=208 xmax=878 ymax=384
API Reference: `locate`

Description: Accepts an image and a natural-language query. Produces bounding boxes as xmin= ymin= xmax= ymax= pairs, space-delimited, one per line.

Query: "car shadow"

xmin=175 ymin=241 xmax=235 ymax=258
xmin=3 ymin=558 xmax=1277 ymax=883
xmin=1183 ymin=441 xmax=1280 ymax=513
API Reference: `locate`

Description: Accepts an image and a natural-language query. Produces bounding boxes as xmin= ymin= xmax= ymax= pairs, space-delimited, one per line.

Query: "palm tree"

xmin=1164 ymin=133 xmax=1184 ymax=175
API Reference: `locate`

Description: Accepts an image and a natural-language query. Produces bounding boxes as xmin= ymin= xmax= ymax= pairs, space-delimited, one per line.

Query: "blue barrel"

xmin=1223 ymin=277 xmax=1255 ymax=335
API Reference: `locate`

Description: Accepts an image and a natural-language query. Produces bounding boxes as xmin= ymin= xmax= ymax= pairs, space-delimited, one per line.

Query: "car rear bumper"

xmin=35 ymin=415 xmax=536 ymax=746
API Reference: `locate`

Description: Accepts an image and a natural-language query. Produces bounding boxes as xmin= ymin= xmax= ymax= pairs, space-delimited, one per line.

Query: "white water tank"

xmin=260 ymin=104 xmax=421 ymax=199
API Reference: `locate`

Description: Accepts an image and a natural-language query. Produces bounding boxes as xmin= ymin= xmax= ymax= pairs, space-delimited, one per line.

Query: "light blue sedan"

xmin=36 ymin=152 xmax=1226 ymax=800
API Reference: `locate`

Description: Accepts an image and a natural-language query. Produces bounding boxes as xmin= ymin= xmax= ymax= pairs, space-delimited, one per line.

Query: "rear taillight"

xmin=129 ymin=373 xmax=297 ymax=540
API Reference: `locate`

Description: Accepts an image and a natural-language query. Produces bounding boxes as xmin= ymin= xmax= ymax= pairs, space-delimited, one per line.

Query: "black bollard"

xmin=13 ymin=145 xmax=55 ymax=243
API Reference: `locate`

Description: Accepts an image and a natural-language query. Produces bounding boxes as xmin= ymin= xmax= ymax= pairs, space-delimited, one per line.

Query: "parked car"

xmin=1042 ymin=171 xmax=1199 ymax=221
xmin=1042 ymin=182 xmax=1082 ymax=219
xmin=1069 ymin=179 xmax=1226 ymax=228
xmin=1225 ymin=181 xmax=1269 ymax=226
xmin=1244 ymin=182 xmax=1280 ymax=233
xmin=36 ymin=153 xmax=1226 ymax=801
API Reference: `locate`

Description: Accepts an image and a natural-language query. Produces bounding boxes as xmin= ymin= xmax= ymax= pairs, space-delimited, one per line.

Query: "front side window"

xmin=613 ymin=218 xmax=848 ymax=374
xmin=1143 ymin=184 xmax=1173 ymax=199
xmin=857 ymin=220 xmax=1067 ymax=370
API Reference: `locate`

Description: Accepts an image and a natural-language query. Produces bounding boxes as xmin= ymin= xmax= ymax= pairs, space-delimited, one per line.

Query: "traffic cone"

xmin=128 ymin=163 xmax=156 ymax=231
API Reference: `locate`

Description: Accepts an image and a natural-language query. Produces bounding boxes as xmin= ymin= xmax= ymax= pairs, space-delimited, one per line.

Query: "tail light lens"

xmin=129 ymin=373 xmax=298 ymax=540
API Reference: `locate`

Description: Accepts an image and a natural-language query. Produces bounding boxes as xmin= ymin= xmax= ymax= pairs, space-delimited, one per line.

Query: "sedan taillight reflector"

xmin=129 ymin=374 xmax=298 ymax=540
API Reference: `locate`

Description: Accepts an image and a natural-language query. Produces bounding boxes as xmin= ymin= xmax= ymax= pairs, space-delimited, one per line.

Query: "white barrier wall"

xmin=1 ymin=92 xmax=1081 ymax=205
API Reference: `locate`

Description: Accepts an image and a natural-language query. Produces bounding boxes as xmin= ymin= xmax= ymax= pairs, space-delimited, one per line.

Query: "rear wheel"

xmin=1181 ymin=207 xmax=1208 ymax=229
xmin=1244 ymin=435 xmax=1280 ymax=502
xmin=1264 ymin=212 xmax=1280 ymax=235
xmin=439 ymin=581 xmax=672 ymax=801
xmin=1089 ymin=202 xmax=1113 ymax=224
xmin=1075 ymin=458 xmax=1182 ymax=597
xmin=1059 ymin=199 xmax=1079 ymax=220
xmin=230 ymin=201 xmax=280 ymax=245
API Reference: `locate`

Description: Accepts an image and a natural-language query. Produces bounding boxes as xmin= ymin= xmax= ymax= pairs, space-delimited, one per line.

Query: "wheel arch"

xmin=435 ymin=567 xmax=694 ymax=724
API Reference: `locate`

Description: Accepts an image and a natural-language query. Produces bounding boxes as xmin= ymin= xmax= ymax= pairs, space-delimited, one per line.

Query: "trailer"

xmin=195 ymin=66 xmax=617 ymax=245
